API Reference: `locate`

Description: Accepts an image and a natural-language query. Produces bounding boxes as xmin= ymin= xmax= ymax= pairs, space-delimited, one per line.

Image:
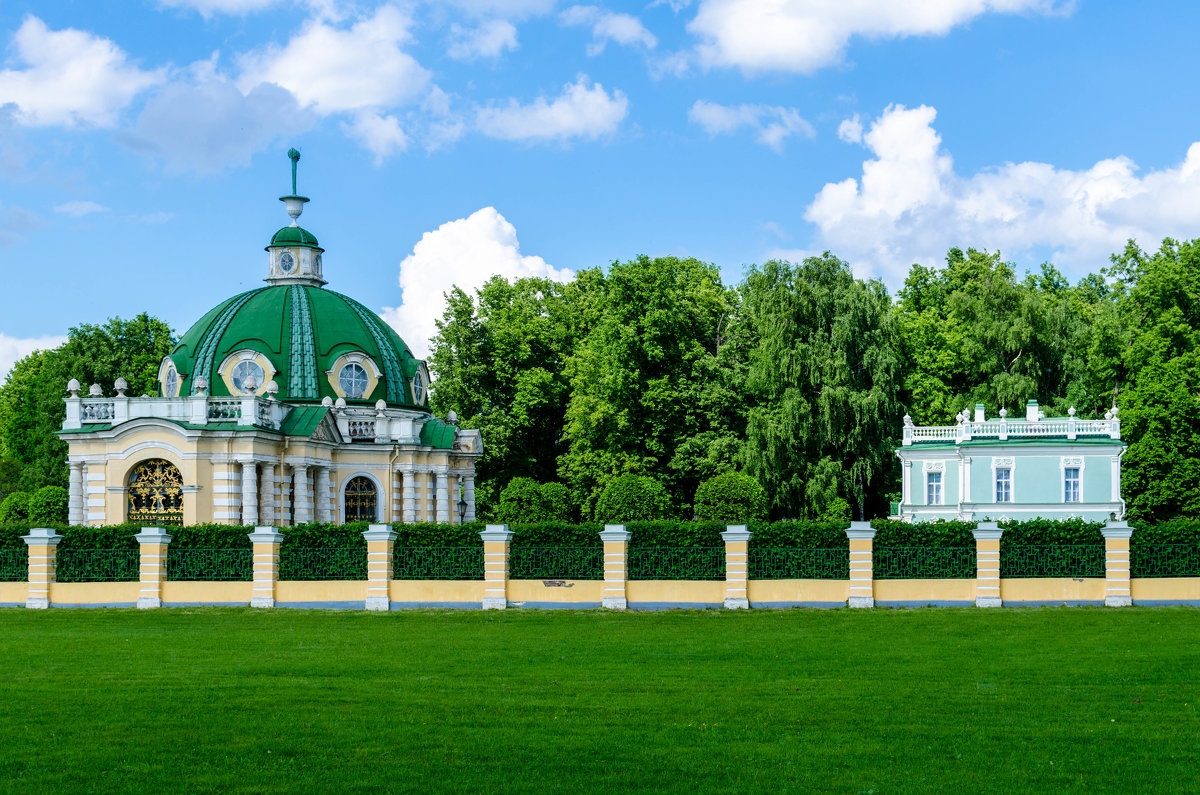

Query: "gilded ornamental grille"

xmin=127 ymin=458 xmax=184 ymax=525
xmin=344 ymin=476 xmax=377 ymax=522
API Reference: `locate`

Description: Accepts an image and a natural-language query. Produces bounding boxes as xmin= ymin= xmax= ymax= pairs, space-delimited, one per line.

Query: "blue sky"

xmin=3 ymin=0 xmax=1200 ymax=378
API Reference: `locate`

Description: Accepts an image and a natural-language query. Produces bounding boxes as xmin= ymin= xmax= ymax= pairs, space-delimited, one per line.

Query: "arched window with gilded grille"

xmin=344 ymin=476 xmax=377 ymax=522
xmin=127 ymin=458 xmax=184 ymax=525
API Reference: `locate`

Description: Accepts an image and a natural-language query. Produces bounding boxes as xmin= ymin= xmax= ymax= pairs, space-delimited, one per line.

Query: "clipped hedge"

xmin=0 ymin=491 xmax=31 ymax=525
xmin=694 ymin=472 xmax=768 ymax=522
xmin=594 ymin=475 xmax=673 ymax=522
xmin=627 ymin=521 xmax=726 ymax=548
xmin=748 ymin=521 xmax=849 ymax=549
xmin=871 ymin=519 xmax=976 ymax=548
xmin=29 ymin=486 xmax=68 ymax=525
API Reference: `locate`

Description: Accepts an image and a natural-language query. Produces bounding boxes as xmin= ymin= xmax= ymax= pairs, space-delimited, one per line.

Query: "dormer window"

xmin=279 ymin=251 xmax=295 ymax=273
xmin=232 ymin=360 xmax=265 ymax=394
xmin=218 ymin=350 xmax=276 ymax=397
xmin=338 ymin=362 xmax=369 ymax=398
xmin=158 ymin=356 xmax=180 ymax=398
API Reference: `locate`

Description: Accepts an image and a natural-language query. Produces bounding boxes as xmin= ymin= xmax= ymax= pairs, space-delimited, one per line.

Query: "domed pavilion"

xmin=58 ymin=152 xmax=481 ymax=527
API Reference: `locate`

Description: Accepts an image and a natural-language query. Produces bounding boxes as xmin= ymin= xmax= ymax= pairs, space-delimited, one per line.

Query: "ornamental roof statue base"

xmin=57 ymin=151 xmax=481 ymax=527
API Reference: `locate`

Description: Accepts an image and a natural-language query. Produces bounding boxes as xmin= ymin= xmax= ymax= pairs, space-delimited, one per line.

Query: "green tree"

xmin=0 ymin=491 xmax=30 ymax=524
xmin=558 ymin=256 xmax=742 ymax=515
xmin=0 ymin=314 xmax=174 ymax=491
xmin=428 ymin=275 xmax=601 ymax=517
xmin=738 ymin=255 xmax=901 ymax=520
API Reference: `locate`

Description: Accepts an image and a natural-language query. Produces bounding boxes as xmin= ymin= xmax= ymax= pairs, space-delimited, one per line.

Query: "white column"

xmin=963 ymin=456 xmax=972 ymax=507
xmin=315 ymin=467 xmax=331 ymax=522
xmin=436 ymin=468 xmax=450 ymax=523
xmin=293 ymin=464 xmax=311 ymax=524
xmin=401 ymin=467 xmax=416 ymax=524
xmin=1111 ymin=455 xmax=1121 ymax=503
xmin=68 ymin=461 xmax=85 ymax=526
xmin=902 ymin=460 xmax=912 ymax=508
xmin=464 ymin=474 xmax=476 ymax=523
xmin=259 ymin=464 xmax=275 ymax=526
xmin=241 ymin=461 xmax=259 ymax=527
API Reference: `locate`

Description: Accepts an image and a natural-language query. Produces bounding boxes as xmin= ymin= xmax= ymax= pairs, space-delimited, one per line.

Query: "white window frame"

xmin=991 ymin=457 xmax=1015 ymax=504
xmin=926 ymin=470 xmax=943 ymax=505
xmin=1060 ymin=456 xmax=1085 ymax=503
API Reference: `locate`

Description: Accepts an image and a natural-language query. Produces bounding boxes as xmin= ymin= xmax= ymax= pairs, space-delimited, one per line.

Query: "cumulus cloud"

xmin=380 ymin=207 xmax=574 ymax=357
xmin=237 ymin=5 xmax=430 ymax=114
xmin=688 ymin=100 xmax=814 ymax=152
xmin=446 ymin=19 xmax=519 ymax=61
xmin=129 ymin=76 xmax=314 ymax=173
xmin=688 ymin=0 xmax=1065 ymax=74
xmin=805 ymin=103 xmax=1200 ymax=284
xmin=0 ymin=333 xmax=66 ymax=384
xmin=54 ymin=201 xmax=110 ymax=218
xmin=476 ymin=75 xmax=629 ymax=142
xmin=341 ymin=112 xmax=409 ymax=164
xmin=0 ymin=16 xmax=164 ymax=127
xmin=560 ymin=6 xmax=658 ymax=56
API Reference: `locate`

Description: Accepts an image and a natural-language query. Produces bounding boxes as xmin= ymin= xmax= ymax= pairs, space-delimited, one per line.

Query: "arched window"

xmin=128 ymin=458 xmax=184 ymax=525
xmin=344 ymin=476 xmax=377 ymax=522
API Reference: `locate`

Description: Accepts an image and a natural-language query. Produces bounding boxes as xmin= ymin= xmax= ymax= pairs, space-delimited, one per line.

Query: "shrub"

xmin=694 ymin=472 xmax=767 ymax=521
xmin=539 ymin=482 xmax=578 ymax=522
xmin=594 ymin=475 xmax=673 ymax=522
xmin=28 ymin=486 xmax=68 ymax=525
xmin=0 ymin=491 xmax=30 ymax=524
xmin=496 ymin=478 xmax=550 ymax=523
xmin=817 ymin=497 xmax=852 ymax=524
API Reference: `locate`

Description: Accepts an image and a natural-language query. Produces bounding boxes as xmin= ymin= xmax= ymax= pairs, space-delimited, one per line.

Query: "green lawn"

xmin=1 ymin=607 xmax=1197 ymax=793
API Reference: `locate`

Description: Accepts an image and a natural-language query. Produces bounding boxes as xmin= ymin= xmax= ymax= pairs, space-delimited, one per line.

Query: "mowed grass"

xmin=1 ymin=607 xmax=1198 ymax=793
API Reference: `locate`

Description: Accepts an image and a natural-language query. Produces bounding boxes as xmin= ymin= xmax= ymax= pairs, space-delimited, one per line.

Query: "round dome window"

xmin=339 ymin=362 xmax=369 ymax=399
xmin=164 ymin=367 xmax=178 ymax=398
xmin=231 ymin=360 xmax=265 ymax=394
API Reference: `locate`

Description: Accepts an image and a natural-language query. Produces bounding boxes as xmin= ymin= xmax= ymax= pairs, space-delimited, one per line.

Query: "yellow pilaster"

xmin=600 ymin=524 xmax=629 ymax=609
xmin=135 ymin=527 xmax=172 ymax=609
xmin=22 ymin=528 xmax=62 ymax=609
xmin=722 ymin=525 xmax=752 ymax=609
xmin=847 ymin=522 xmax=876 ymax=608
xmin=973 ymin=522 xmax=1003 ymax=608
xmin=1102 ymin=520 xmax=1134 ymax=607
xmin=480 ymin=524 xmax=512 ymax=610
xmin=248 ymin=527 xmax=283 ymax=608
xmin=364 ymin=524 xmax=396 ymax=611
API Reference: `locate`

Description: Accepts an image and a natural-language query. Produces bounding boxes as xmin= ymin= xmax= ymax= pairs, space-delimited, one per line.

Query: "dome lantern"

xmin=266 ymin=147 xmax=326 ymax=287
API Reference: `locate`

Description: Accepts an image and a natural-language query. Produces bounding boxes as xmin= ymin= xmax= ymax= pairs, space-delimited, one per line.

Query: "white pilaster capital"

xmin=1101 ymin=521 xmax=1133 ymax=541
xmin=480 ymin=524 xmax=512 ymax=543
xmin=845 ymin=521 xmax=876 ymax=541
xmin=248 ymin=527 xmax=285 ymax=545
xmin=363 ymin=524 xmax=397 ymax=543
xmin=135 ymin=527 xmax=173 ymax=545
xmin=972 ymin=521 xmax=1003 ymax=541
xmin=22 ymin=528 xmax=63 ymax=547
xmin=721 ymin=524 xmax=752 ymax=543
xmin=600 ymin=524 xmax=630 ymax=543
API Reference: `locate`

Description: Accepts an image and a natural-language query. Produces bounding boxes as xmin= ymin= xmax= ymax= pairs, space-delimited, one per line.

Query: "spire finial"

xmin=280 ymin=147 xmax=309 ymax=226
xmin=288 ymin=147 xmax=301 ymax=195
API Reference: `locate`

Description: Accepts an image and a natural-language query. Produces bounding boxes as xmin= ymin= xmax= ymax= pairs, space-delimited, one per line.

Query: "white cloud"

xmin=0 ymin=333 xmax=66 ymax=384
xmin=837 ymin=113 xmax=863 ymax=144
xmin=54 ymin=201 xmax=110 ymax=218
xmin=0 ymin=16 xmax=164 ymax=127
xmin=130 ymin=76 xmax=314 ymax=173
xmin=805 ymin=103 xmax=1200 ymax=284
xmin=237 ymin=5 xmax=430 ymax=115
xmin=476 ymin=75 xmax=628 ymax=142
xmin=156 ymin=0 xmax=279 ymax=15
xmin=688 ymin=0 xmax=1065 ymax=74
xmin=688 ymin=100 xmax=814 ymax=152
xmin=342 ymin=112 xmax=409 ymax=164
xmin=447 ymin=19 xmax=519 ymax=61
xmin=560 ymin=6 xmax=657 ymax=55
xmin=380 ymin=207 xmax=573 ymax=357
xmin=0 ymin=203 xmax=43 ymax=246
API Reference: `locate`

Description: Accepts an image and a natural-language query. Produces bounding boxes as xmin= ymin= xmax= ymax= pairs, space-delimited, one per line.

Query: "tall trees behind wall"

xmin=430 ymin=241 xmax=1200 ymax=524
xmin=2 ymin=241 xmax=1197 ymax=524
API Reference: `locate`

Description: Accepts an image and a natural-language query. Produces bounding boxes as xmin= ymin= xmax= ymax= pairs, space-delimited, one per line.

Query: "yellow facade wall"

xmin=161 ymin=581 xmax=253 ymax=603
xmin=49 ymin=581 xmax=140 ymax=604
xmin=1001 ymin=578 xmax=1106 ymax=602
xmin=1131 ymin=578 xmax=1200 ymax=601
xmin=875 ymin=579 xmax=975 ymax=602
xmin=507 ymin=579 xmax=603 ymax=604
xmin=748 ymin=580 xmax=849 ymax=604
xmin=389 ymin=580 xmax=482 ymax=603
xmin=275 ymin=580 xmax=367 ymax=603
xmin=626 ymin=580 xmax=724 ymax=604
xmin=0 ymin=582 xmax=27 ymax=603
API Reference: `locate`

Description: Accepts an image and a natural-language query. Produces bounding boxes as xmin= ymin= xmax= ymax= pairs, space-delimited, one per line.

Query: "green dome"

xmin=269 ymin=225 xmax=320 ymax=248
xmin=166 ymin=285 xmax=426 ymax=408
